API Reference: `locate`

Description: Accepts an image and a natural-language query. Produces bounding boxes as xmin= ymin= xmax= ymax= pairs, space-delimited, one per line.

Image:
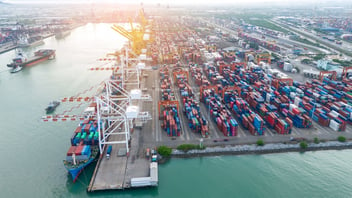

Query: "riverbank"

xmin=171 ymin=141 xmax=352 ymax=158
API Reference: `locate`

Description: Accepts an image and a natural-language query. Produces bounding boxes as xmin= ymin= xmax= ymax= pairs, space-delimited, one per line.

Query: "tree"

xmin=157 ymin=145 xmax=172 ymax=157
xmin=337 ymin=136 xmax=346 ymax=142
xmin=300 ymin=141 xmax=308 ymax=149
xmin=314 ymin=137 xmax=319 ymax=144
xmin=301 ymin=59 xmax=312 ymax=64
xmin=177 ymin=144 xmax=205 ymax=152
xmin=256 ymin=139 xmax=264 ymax=146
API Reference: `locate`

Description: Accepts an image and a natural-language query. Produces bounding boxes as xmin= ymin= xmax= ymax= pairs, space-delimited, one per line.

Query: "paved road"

xmin=271 ymin=19 xmax=352 ymax=58
xmin=199 ymin=17 xmax=331 ymax=56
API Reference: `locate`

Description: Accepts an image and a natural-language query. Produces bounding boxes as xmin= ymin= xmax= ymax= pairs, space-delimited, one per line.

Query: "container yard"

xmin=27 ymin=7 xmax=352 ymax=193
xmin=82 ymin=12 xmax=352 ymax=192
xmin=145 ymin=14 xmax=352 ymax=143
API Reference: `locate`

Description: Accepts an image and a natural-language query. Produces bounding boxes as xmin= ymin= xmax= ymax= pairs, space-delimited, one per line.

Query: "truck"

xmin=151 ymin=149 xmax=157 ymax=162
xmin=106 ymin=145 xmax=112 ymax=159
xmin=146 ymin=148 xmax=150 ymax=159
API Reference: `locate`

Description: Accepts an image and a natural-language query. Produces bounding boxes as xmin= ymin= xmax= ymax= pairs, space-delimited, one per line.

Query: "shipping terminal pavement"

xmin=87 ymin=65 xmax=352 ymax=191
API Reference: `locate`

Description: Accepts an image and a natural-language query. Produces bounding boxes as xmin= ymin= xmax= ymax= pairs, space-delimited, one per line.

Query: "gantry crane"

xmin=342 ymin=66 xmax=352 ymax=80
xmin=200 ymin=85 xmax=219 ymax=101
xmin=256 ymin=53 xmax=271 ymax=64
xmin=222 ymin=86 xmax=241 ymax=98
xmin=319 ymin=71 xmax=337 ymax=81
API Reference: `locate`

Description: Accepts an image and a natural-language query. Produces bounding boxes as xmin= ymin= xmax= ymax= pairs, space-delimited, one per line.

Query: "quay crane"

xmin=111 ymin=8 xmax=150 ymax=58
xmin=42 ymin=46 xmax=153 ymax=155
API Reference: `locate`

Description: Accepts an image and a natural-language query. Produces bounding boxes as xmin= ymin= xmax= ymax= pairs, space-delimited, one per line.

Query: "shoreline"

xmin=170 ymin=141 xmax=352 ymax=158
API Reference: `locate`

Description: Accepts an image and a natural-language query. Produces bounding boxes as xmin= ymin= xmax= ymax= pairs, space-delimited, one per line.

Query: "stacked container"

xmin=176 ymin=71 xmax=209 ymax=138
xmin=202 ymin=89 xmax=238 ymax=136
xmin=161 ymin=108 xmax=181 ymax=136
xmin=71 ymin=119 xmax=100 ymax=146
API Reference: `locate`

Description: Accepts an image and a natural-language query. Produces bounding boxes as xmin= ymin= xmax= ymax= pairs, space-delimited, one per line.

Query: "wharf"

xmin=0 ymin=42 xmax=16 ymax=54
xmin=87 ymin=125 xmax=151 ymax=191
xmin=87 ymin=70 xmax=155 ymax=192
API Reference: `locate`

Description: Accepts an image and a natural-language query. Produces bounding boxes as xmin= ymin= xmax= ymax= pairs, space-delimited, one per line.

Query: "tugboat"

xmin=8 ymin=49 xmax=26 ymax=73
xmin=10 ymin=65 xmax=23 ymax=73
xmin=45 ymin=101 xmax=60 ymax=114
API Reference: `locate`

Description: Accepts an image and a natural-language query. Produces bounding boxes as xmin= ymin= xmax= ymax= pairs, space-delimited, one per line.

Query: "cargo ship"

xmin=63 ymin=118 xmax=100 ymax=182
xmin=17 ymin=35 xmax=44 ymax=48
xmin=55 ymin=29 xmax=71 ymax=39
xmin=7 ymin=49 xmax=55 ymax=73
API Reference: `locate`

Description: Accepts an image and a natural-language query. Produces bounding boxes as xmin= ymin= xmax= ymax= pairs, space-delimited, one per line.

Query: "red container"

xmin=274 ymin=124 xmax=282 ymax=134
xmin=285 ymin=117 xmax=293 ymax=127
xmin=320 ymin=106 xmax=329 ymax=113
xmin=75 ymin=126 xmax=82 ymax=133
xmin=248 ymin=123 xmax=255 ymax=135
xmin=302 ymin=96 xmax=310 ymax=102
xmin=67 ymin=146 xmax=76 ymax=156
xmin=242 ymin=116 xmax=249 ymax=129
xmin=339 ymin=110 xmax=349 ymax=118
xmin=84 ymin=124 xmax=91 ymax=133
xmin=318 ymin=117 xmax=330 ymax=127
xmin=83 ymin=120 xmax=90 ymax=124
xmin=292 ymin=108 xmax=300 ymax=115
xmin=75 ymin=145 xmax=84 ymax=155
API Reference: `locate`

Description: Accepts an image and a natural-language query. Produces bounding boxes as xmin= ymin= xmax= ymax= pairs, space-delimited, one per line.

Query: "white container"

xmin=139 ymin=54 xmax=147 ymax=60
xmin=126 ymin=105 xmax=139 ymax=118
xmin=289 ymin=104 xmax=298 ymax=111
xmin=283 ymin=62 xmax=293 ymax=72
xmin=294 ymin=97 xmax=301 ymax=106
xmin=296 ymin=88 xmax=303 ymax=94
xmin=290 ymin=92 xmax=296 ymax=99
xmin=329 ymin=119 xmax=340 ymax=131
xmin=329 ymin=110 xmax=340 ymax=118
xmin=130 ymin=89 xmax=142 ymax=99
xmin=331 ymin=105 xmax=340 ymax=111
xmin=266 ymin=94 xmax=272 ymax=103
xmin=313 ymin=92 xmax=320 ymax=99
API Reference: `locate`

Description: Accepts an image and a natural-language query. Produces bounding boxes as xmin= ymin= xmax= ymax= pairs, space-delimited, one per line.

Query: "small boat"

xmin=45 ymin=101 xmax=60 ymax=114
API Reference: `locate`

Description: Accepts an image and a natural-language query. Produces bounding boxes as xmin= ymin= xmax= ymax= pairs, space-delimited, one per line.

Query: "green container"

xmin=94 ymin=131 xmax=99 ymax=137
xmin=195 ymin=118 xmax=199 ymax=126
xmin=76 ymin=132 xmax=81 ymax=139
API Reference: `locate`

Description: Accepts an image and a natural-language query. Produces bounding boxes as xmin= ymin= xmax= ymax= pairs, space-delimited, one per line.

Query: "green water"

xmin=1 ymin=23 xmax=352 ymax=198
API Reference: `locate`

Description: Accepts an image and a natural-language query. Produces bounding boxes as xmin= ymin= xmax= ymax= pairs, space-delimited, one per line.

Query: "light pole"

xmin=200 ymin=138 xmax=203 ymax=149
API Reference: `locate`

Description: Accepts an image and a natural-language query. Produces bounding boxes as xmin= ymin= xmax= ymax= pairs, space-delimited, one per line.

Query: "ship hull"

xmin=18 ymin=40 xmax=44 ymax=48
xmin=25 ymin=55 xmax=52 ymax=67
xmin=65 ymin=158 xmax=95 ymax=182
xmin=7 ymin=50 xmax=55 ymax=68
xmin=64 ymin=146 xmax=99 ymax=182
xmin=55 ymin=31 xmax=71 ymax=39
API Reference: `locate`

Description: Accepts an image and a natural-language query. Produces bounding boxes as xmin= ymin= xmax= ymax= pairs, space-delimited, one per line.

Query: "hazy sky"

xmin=2 ymin=0 xmax=351 ymax=6
xmin=0 ymin=0 xmax=338 ymax=4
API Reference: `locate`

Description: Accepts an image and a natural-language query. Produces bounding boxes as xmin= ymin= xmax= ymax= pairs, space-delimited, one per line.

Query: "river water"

xmin=0 ymin=23 xmax=352 ymax=198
